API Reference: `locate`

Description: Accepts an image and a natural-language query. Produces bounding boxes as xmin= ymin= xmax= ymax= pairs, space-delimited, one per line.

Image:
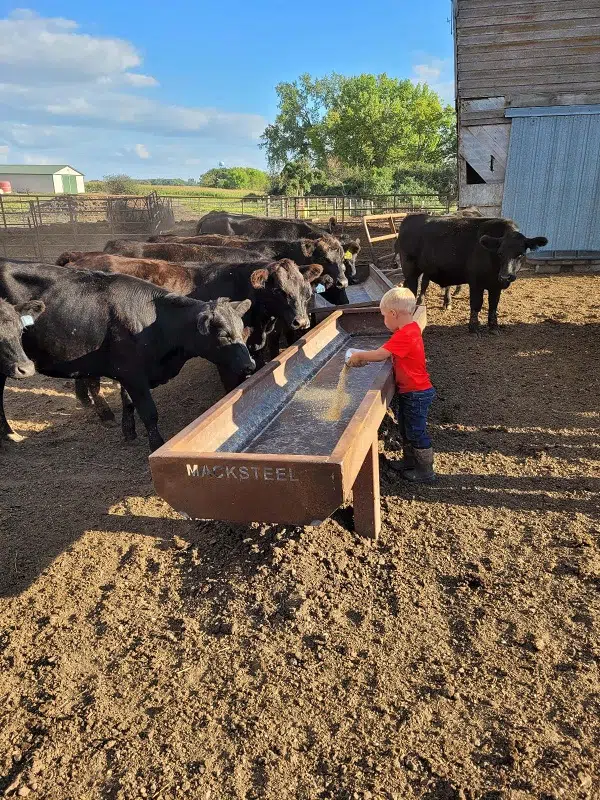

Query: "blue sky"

xmin=0 ymin=2 xmax=454 ymax=179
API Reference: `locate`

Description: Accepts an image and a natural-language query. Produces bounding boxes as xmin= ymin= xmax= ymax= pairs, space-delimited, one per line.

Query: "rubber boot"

xmin=388 ymin=441 xmax=415 ymax=472
xmin=402 ymin=447 xmax=436 ymax=483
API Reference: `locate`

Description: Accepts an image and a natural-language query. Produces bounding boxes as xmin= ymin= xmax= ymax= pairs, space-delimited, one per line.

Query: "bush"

xmin=85 ymin=180 xmax=105 ymax=193
xmin=102 ymin=174 xmax=140 ymax=195
xmin=393 ymin=161 xmax=457 ymax=202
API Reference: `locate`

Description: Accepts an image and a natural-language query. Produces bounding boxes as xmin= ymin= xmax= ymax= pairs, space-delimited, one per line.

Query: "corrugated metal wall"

xmin=502 ymin=108 xmax=600 ymax=254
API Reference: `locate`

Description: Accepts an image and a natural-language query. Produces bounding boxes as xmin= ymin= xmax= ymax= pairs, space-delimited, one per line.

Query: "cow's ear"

xmin=231 ymin=299 xmax=252 ymax=317
xmin=479 ymin=235 xmax=502 ymax=251
xmin=15 ymin=300 xmax=45 ymax=321
xmin=526 ymin=236 xmax=548 ymax=251
xmin=250 ymin=268 xmax=269 ymax=289
xmin=300 ymin=263 xmax=324 ymax=284
xmin=301 ymin=239 xmax=316 ymax=257
xmin=196 ymin=307 xmax=212 ymax=335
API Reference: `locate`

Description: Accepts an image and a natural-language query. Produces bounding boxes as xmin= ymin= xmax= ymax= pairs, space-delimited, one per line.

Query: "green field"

xmin=140 ymin=185 xmax=261 ymax=198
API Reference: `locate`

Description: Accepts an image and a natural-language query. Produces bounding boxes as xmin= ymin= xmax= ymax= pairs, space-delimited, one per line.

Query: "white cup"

xmin=345 ymin=348 xmax=362 ymax=365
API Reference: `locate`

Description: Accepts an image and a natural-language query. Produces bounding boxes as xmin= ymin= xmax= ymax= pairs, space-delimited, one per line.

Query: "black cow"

xmin=103 ymin=235 xmax=345 ymax=290
xmin=339 ymin=236 xmax=361 ymax=285
xmin=70 ymin=257 xmax=323 ymax=411
xmin=396 ymin=214 xmax=548 ymax=333
xmin=196 ymin=211 xmax=337 ymax=240
xmin=0 ymin=298 xmax=45 ymax=444
xmin=195 ymin=212 xmax=356 ymax=290
xmin=0 ymin=260 xmax=255 ymax=451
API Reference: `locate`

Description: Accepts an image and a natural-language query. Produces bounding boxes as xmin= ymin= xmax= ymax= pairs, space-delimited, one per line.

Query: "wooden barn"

xmin=453 ymin=0 xmax=600 ymax=258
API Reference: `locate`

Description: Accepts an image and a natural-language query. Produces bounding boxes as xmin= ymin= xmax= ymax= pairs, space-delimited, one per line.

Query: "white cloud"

xmin=23 ymin=153 xmax=54 ymax=165
xmin=122 ymin=73 xmax=159 ymax=88
xmin=0 ymin=9 xmax=144 ymax=84
xmin=0 ymin=8 xmax=268 ymax=175
xmin=134 ymin=143 xmax=150 ymax=159
xmin=411 ymin=57 xmax=455 ymax=105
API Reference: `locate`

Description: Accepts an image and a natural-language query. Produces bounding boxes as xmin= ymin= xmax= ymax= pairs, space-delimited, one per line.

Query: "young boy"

xmin=347 ymin=287 xmax=436 ymax=483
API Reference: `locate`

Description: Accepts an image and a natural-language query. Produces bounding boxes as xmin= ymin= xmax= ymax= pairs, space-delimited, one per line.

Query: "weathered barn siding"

xmin=454 ymin=0 xmax=600 ymax=226
xmin=457 ymin=0 xmax=600 ymax=123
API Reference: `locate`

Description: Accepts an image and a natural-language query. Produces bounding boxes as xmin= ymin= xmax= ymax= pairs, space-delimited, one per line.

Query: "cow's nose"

xmin=13 ymin=361 xmax=35 ymax=379
xmin=290 ymin=317 xmax=303 ymax=330
xmin=336 ymin=278 xmax=349 ymax=289
xmin=508 ymin=274 xmax=516 ymax=283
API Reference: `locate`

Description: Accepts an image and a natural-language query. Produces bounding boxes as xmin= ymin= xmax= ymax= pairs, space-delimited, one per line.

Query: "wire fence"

xmin=160 ymin=193 xmax=452 ymax=222
xmin=0 ymin=191 xmax=450 ymax=263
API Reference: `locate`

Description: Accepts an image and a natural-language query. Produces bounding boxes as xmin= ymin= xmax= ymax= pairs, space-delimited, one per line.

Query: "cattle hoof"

xmin=122 ymin=435 xmax=137 ymax=445
xmin=101 ymin=418 xmax=118 ymax=428
xmin=468 ymin=325 xmax=481 ymax=335
xmin=442 ymin=304 xmax=452 ymax=312
xmin=488 ymin=327 xmax=500 ymax=336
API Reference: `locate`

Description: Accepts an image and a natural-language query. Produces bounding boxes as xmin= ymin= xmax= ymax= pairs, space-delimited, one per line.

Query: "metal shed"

xmin=0 ymin=165 xmax=85 ymax=195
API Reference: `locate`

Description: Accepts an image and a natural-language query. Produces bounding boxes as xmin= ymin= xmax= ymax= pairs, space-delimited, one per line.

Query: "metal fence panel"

xmin=0 ymin=192 xmax=450 ymax=262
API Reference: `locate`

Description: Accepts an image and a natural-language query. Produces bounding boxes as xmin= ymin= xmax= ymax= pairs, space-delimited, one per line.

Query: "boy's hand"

xmin=347 ymin=353 xmax=366 ymax=368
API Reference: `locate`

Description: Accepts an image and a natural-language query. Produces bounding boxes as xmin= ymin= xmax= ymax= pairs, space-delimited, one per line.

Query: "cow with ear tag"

xmin=0 ymin=299 xmax=44 ymax=380
xmin=339 ymin=236 xmax=362 ymax=285
xmin=0 ymin=299 xmax=45 ymax=445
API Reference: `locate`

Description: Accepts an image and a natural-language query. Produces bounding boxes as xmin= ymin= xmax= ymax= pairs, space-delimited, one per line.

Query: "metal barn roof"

xmin=0 ymin=165 xmax=84 ymax=175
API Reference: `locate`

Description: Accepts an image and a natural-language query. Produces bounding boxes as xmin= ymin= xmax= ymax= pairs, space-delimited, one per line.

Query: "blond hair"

xmin=380 ymin=287 xmax=416 ymax=315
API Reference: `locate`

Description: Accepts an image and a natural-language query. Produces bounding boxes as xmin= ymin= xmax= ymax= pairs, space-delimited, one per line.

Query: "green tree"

xmin=200 ymin=167 xmax=270 ymax=191
xmin=261 ymin=71 xmax=456 ymax=174
xmin=271 ymin=159 xmax=324 ymax=196
xmin=103 ymin=174 xmax=139 ymax=194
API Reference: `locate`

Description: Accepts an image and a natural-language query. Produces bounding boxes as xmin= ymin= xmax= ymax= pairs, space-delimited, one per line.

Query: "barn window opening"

xmin=466 ymin=161 xmax=486 ymax=185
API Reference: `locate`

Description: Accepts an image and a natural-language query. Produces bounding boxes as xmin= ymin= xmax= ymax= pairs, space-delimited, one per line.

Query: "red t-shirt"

xmin=382 ymin=321 xmax=432 ymax=393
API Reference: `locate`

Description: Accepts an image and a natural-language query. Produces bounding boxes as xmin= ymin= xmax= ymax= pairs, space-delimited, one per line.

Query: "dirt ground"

xmin=1 ymin=270 xmax=599 ymax=800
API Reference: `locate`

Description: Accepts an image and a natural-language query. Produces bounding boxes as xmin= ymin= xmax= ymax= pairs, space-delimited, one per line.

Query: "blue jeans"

xmin=396 ymin=387 xmax=436 ymax=449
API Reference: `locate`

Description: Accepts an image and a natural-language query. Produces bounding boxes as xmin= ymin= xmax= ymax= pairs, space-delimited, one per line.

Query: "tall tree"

xmin=262 ymin=72 xmax=455 ymax=171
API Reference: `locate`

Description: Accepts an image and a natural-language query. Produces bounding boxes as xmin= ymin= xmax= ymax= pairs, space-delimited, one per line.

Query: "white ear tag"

xmin=20 ymin=315 xmax=35 ymax=329
xmin=315 ymin=283 xmax=326 ymax=294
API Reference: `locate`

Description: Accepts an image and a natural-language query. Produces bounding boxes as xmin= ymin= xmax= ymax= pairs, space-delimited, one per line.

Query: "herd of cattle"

xmin=0 ymin=209 xmax=548 ymax=452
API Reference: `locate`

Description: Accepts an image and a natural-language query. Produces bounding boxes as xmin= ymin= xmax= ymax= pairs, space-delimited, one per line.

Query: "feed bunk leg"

xmin=353 ymin=438 xmax=381 ymax=540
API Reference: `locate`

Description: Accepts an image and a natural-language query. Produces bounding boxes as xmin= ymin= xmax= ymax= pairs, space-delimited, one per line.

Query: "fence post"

xmin=266 ymin=196 xmax=270 ymax=217
xmin=29 ymin=202 xmax=43 ymax=261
